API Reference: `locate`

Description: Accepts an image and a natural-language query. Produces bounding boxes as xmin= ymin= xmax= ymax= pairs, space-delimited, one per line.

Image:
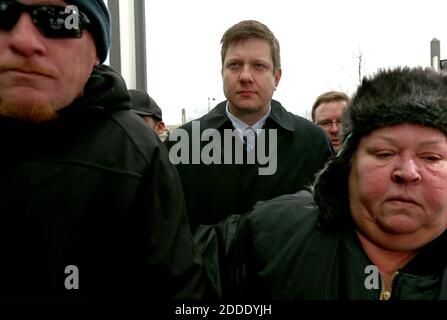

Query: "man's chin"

xmin=232 ymin=102 xmax=267 ymax=114
xmin=0 ymin=99 xmax=58 ymax=123
xmin=333 ymin=146 xmax=343 ymax=153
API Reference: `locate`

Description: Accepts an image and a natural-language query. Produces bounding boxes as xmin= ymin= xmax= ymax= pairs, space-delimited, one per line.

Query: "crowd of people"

xmin=2 ymin=0 xmax=447 ymax=303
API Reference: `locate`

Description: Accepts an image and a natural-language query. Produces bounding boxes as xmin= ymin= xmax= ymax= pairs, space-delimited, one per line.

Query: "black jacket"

xmin=196 ymin=191 xmax=447 ymax=299
xmin=0 ymin=65 xmax=204 ymax=299
xmin=165 ymin=100 xmax=333 ymax=231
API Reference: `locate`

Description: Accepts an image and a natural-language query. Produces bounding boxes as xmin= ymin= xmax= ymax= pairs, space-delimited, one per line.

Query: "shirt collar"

xmin=225 ymin=102 xmax=271 ymax=133
xmin=200 ymin=100 xmax=295 ymax=132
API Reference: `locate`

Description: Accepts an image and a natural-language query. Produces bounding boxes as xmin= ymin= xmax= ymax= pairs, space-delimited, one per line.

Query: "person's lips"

xmin=386 ymin=196 xmax=419 ymax=207
xmin=331 ymin=139 xmax=341 ymax=145
xmin=238 ymin=90 xmax=255 ymax=97
xmin=0 ymin=64 xmax=56 ymax=78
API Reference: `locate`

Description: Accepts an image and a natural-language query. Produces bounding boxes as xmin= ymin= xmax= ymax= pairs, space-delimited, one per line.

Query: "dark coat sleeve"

xmin=194 ymin=214 xmax=249 ymax=300
xmin=194 ymin=190 xmax=316 ymax=300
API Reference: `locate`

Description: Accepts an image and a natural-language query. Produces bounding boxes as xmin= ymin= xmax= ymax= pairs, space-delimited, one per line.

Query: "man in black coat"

xmin=165 ymin=20 xmax=333 ymax=231
xmin=0 ymin=0 xmax=204 ymax=299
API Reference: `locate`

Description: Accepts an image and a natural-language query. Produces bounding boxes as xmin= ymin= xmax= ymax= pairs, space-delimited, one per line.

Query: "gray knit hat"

xmin=313 ymin=67 xmax=447 ymax=228
xmin=67 ymin=0 xmax=110 ymax=64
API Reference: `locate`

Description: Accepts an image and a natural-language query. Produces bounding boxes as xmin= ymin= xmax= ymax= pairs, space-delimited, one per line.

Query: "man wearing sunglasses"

xmin=0 ymin=0 xmax=204 ymax=300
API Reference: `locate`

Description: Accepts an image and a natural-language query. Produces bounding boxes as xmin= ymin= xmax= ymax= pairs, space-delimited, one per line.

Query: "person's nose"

xmin=328 ymin=122 xmax=340 ymax=134
xmin=391 ymin=156 xmax=422 ymax=184
xmin=7 ymin=14 xmax=47 ymax=57
xmin=239 ymin=65 xmax=254 ymax=83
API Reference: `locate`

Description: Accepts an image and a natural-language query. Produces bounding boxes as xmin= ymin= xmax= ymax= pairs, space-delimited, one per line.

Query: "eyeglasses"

xmin=317 ymin=119 xmax=342 ymax=129
xmin=0 ymin=0 xmax=90 ymax=38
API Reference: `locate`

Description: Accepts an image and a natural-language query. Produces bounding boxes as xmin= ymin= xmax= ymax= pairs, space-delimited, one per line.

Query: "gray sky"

xmin=146 ymin=0 xmax=447 ymax=124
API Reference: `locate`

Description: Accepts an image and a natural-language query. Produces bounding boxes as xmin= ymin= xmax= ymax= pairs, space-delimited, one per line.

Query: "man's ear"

xmin=94 ymin=57 xmax=100 ymax=66
xmin=155 ymin=121 xmax=166 ymax=136
xmin=274 ymin=68 xmax=282 ymax=88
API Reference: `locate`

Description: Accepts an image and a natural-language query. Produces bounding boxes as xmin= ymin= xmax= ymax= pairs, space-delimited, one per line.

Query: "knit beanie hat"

xmin=67 ymin=0 xmax=110 ymax=64
xmin=313 ymin=67 xmax=447 ymax=229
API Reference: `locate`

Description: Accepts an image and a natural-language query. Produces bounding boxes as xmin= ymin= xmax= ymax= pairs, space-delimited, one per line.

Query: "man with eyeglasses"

xmin=0 ymin=0 xmax=204 ymax=300
xmin=311 ymin=91 xmax=349 ymax=153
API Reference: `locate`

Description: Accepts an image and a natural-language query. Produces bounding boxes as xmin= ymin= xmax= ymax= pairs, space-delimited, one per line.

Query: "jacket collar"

xmin=201 ymin=99 xmax=295 ymax=132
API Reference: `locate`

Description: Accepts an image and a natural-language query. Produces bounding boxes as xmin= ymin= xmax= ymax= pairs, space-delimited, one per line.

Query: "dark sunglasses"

xmin=0 ymin=0 xmax=90 ymax=38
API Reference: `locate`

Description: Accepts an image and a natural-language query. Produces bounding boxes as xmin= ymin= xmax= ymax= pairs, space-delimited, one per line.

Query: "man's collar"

xmin=225 ymin=102 xmax=271 ymax=132
xmin=265 ymin=99 xmax=295 ymax=131
xmin=199 ymin=101 xmax=232 ymax=130
xmin=200 ymin=99 xmax=296 ymax=132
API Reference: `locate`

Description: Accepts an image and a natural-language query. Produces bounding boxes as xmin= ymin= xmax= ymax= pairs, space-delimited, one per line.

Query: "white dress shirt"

xmin=226 ymin=102 xmax=271 ymax=151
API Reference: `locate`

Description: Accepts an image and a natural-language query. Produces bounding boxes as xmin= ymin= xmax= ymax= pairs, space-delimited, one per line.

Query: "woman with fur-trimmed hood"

xmin=196 ymin=67 xmax=447 ymax=300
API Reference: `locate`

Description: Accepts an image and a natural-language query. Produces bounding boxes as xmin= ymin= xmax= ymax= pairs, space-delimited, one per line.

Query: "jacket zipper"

xmin=379 ymin=271 xmax=399 ymax=300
